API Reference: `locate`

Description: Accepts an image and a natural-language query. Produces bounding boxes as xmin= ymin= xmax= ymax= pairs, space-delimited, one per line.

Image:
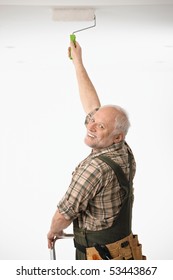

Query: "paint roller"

xmin=52 ymin=8 xmax=96 ymax=59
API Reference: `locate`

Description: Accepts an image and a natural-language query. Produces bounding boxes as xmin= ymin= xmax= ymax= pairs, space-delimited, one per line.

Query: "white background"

xmin=0 ymin=1 xmax=173 ymax=260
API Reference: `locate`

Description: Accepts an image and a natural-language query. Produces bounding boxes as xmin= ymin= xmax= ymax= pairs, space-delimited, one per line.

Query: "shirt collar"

xmin=91 ymin=141 xmax=124 ymax=158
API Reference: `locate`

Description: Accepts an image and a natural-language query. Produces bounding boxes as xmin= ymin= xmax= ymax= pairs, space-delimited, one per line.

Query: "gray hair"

xmin=102 ymin=105 xmax=130 ymax=137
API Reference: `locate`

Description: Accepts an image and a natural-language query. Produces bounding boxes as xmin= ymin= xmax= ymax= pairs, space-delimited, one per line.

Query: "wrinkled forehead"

xmin=93 ymin=108 xmax=118 ymax=131
xmin=85 ymin=106 xmax=119 ymax=126
xmin=95 ymin=106 xmax=118 ymax=121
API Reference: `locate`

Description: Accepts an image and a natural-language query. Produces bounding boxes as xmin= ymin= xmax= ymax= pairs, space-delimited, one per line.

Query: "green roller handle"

xmin=70 ymin=34 xmax=76 ymax=43
xmin=69 ymin=34 xmax=76 ymax=60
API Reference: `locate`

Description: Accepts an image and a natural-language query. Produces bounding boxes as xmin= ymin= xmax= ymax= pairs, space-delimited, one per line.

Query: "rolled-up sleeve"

xmin=58 ymin=161 xmax=102 ymax=221
xmin=85 ymin=108 xmax=99 ymax=125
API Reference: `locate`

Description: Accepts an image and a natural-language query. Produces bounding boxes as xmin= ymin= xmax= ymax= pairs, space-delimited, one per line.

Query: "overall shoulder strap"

xmin=97 ymin=151 xmax=132 ymax=189
xmin=97 ymin=152 xmax=134 ymax=235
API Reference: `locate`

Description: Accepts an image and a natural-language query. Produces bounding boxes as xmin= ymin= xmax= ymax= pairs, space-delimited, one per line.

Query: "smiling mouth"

xmin=87 ymin=132 xmax=95 ymax=138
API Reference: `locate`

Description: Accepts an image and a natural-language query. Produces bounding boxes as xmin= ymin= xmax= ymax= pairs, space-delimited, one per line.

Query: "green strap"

xmin=97 ymin=151 xmax=132 ymax=192
xmin=97 ymin=151 xmax=133 ymax=233
xmin=127 ymin=151 xmax=133 ymax=198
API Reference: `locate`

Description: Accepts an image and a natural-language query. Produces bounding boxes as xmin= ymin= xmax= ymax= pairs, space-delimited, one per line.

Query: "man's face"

xmin=84 ymin=107 xmax=119 ymax=151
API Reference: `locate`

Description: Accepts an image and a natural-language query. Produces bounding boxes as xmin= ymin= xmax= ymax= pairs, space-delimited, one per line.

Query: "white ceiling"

xmin=0 ymin=0 xmax=173 ymax=6
xmin=0 ymin=1 xmax=173 ymax=72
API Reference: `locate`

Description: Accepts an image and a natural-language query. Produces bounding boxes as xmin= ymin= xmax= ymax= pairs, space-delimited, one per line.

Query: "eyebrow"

xmin=93 ymin=115 xmax=107 ymax=128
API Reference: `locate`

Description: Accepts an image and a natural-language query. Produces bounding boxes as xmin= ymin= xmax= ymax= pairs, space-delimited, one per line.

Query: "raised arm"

xmin=69 ymin=41 xmax=101 ymax=114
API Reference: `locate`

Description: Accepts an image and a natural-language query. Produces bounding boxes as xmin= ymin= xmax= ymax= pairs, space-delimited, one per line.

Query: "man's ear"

xmin=113 ymin=133 xmax=124 ymax=143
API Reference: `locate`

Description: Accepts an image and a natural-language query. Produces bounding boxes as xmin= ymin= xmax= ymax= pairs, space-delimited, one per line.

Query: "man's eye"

xmin=98 ymin=124 xmax=104 ymax=129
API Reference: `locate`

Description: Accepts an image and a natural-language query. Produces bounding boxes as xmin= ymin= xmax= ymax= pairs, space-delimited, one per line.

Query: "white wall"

xmin=0 ymin=4 xmax=173 ymax=260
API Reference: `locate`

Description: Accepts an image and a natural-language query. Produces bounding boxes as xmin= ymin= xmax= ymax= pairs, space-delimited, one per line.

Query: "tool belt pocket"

xmin=86 ymin=233 xmax=146 ymax=260
xmin=130 ymin=234 xmax=146 ymax=260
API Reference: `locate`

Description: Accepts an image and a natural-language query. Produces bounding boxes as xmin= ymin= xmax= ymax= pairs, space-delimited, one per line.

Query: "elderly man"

xmin=47 ymin=41 xmax=137 ymax=260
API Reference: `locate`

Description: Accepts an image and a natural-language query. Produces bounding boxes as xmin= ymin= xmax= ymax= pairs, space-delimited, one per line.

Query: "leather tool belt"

xmin=75 ymin=233 xmax=146 ymax=260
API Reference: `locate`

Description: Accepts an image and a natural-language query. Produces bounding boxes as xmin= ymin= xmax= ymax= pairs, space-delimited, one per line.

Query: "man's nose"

xmin=87 ymin=122 xmax=96 ymax=131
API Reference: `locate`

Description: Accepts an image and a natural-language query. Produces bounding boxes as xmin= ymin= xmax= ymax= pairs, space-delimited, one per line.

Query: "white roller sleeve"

xmin=52 ymin=8 xmax=95 ymax=21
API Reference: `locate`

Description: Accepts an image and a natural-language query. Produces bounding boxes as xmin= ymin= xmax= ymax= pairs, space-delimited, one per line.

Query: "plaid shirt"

xmin=58 ymin=141 xmax=136 ymax=231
